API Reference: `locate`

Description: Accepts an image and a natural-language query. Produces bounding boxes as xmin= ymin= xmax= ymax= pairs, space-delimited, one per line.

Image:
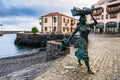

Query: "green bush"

xmin=31 ymin=27 xmax=39 ymax=34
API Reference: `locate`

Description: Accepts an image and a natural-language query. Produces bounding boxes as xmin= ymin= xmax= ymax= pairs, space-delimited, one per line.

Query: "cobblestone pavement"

xmin=34 ymin=37 xmax=120 ymax=80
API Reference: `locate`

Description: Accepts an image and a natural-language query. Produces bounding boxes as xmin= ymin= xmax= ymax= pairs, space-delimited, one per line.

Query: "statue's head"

xmin=71 ymin=6 xmax=94 ymax=24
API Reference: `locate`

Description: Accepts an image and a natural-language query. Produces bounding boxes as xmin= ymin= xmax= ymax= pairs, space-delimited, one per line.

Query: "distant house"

xmin=39 ymin=12 xmax=78 ymax=34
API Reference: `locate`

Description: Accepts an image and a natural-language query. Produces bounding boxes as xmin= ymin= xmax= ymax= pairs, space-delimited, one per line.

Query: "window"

xmin=101 ymin=15 xmax=104 ymax=20
xmin=45 ymin=27 xmax=47 ymax=31
xmin=53 ymin=27 xmax=56 ymax=31
xmin=45 ymin=18 xmax=47 ymax=23
xmin=96 ymin=16 xmax=100 ymax=20
xmin=106 ymin=14 xmax=108 ymax=19
xmin=63 ymin=18 xmax=65 ymax=23
xmin=67 ymin=27 xmax=69 ymax=32
xmin=53 ymin=17 xmax=56 ymax=22
xmin=67 ymin=19 xmax=69 ymax=23
xmin=110 ymin=13 xmax=117 ymax=18
xmin=65 ymin=23 xmax=67 ymax=26
xmin=109 ymin=6 xmax=118 ymax=10
xmin=96 ymin=9 xmax=102 ymax=13
xmin=63 ymin=27 xmax=65 ymax=31
xmin=71 ymin=27 xmax=73 ymax=32
xmin=71 ymin=20 xmax=75 ymax=25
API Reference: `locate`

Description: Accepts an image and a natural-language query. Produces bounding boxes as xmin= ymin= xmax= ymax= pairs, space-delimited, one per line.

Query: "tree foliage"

xmin=31 ymin=27 xmax=39 ymax=34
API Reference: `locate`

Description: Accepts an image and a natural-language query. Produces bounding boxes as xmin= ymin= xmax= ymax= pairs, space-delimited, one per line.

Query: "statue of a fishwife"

xmin=60 ymin=6 xmax=97 ymax=74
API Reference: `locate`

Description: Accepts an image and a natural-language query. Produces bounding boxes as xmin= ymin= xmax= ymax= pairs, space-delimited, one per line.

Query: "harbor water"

xmin=0 ymin=34 xmax=39 ymax=58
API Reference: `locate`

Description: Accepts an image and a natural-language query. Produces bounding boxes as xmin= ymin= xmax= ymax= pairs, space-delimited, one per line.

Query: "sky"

xmin=0 ymin=0 xmax=99 ymax=31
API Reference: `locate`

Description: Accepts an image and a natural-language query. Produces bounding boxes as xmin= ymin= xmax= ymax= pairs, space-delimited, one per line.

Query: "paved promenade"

xmin=34 ymin=36 xmax=120 ymax=80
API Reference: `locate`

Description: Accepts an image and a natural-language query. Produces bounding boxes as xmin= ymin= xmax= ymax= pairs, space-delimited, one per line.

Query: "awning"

xmin=96 ymin=22 xmax=104 ymax=28
xmin=106 ymin=22 xmax=117 ymax=27
xmin=88 ymin=23 xmax=95 ymax=28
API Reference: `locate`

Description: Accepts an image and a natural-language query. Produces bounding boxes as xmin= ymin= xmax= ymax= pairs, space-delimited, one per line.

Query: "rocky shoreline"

xmin=0 ymin=40 xmax=70 ymax=80
xmin=0 ymin=33 xmax=75 ymax=80
xmin=0 ymin=50 xmax=46 ymax=77
xmin=0 ymin=49 xmax=66 ymax=80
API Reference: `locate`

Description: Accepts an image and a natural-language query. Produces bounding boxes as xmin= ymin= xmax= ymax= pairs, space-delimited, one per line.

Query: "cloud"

xmin=0 ymin=16 xmax=40 ymax=31
xmin=0 ymin=0 xmax=99 ymax=31
xmin=1 ymin=0 xmax=99 ymax=17
xmin=0 ymin=0 xmax=38 ymax=17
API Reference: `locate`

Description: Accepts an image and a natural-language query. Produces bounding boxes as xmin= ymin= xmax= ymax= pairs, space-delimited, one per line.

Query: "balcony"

xmin=93 ymin=7 xmax=103 ymax=16
xmin=93 ymin=11 xmax=103 ymax=16
xmin=107 ymin=3 xmax=120 ymax=13
xmin=107 ymin=7 xmax=120 ymax=13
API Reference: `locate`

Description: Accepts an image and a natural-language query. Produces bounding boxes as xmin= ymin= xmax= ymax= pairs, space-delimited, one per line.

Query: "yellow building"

xmin=87 ymin=0 xmax=120 ymax=34
xmin=40 ymin=12 xmax=78 ymax=34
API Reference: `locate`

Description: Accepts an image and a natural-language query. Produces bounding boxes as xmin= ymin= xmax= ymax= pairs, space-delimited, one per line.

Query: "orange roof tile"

xmin=42 ymin=12 xmax=78 ymax=20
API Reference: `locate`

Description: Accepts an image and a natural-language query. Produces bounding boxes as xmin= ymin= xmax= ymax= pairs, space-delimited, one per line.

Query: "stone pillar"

xmin=104 ymin=23 xmax=106 ymax=33
xmin=94 ymin=26 xmax=96 ymax=33
xmin=46 ymin=41 xmax=70 ymax=61
xmin=117 ymin=22 xmax=119 ymax=33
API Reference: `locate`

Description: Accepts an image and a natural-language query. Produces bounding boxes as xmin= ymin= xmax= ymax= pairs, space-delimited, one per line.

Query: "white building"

xmin=40 ymin=12 xmax=78 ymax=34
xmin=87 ymin=0 xmax=120 ymax=34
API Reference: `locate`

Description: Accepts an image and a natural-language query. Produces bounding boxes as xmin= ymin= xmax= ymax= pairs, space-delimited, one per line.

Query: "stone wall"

xmin=46 ymin=41 xmax=70 ymax=61
xmin=15 ymin=33 xmax=70 ymax=47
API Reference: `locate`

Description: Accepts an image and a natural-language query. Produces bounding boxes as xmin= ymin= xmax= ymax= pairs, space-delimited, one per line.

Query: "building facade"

xmin=87 ymin=0 xmax=120 ymax=34
xmin=40 ymin=12 xmax=78 ymax=34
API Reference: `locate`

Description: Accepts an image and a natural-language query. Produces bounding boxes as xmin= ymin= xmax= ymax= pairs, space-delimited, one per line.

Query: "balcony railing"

xmin=107 ymin=8 xmax=120 ymax=13
xmin=93 ymin=7 xmax=103 ymax=16
xmin=107 ymin=2 xmax=120 ymax=13
xmin=93 ymin=11 xmax=103 ymax=16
